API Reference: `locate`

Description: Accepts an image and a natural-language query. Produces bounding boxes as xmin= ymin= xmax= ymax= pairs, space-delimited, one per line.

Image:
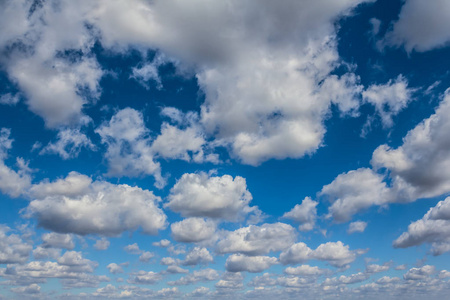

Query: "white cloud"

xmin=0 ymin=93 xmax=20 ymax=105
xmin=10 ymin=284 xmax=41 ymax=295
xmin=362 ymin=75 xmax=413 ymax=128
xmin=88 ymin=0 xmax=370 ymax=165
xmin=372 ymin=91 xmax=450 ymax=201
xmin=94 ymin=238 xmax=110 ymax=251
xmin=41 ymin=233 xmax=75 ymax=250
xmin=40 ymin=128 xmax=96 ymax=160
xmin=225 ymin=254 xmax=278 ymax=273
xmin=96 ymin=108 xmax=164 ymax=188
xmin=128 ymin=271 xmax=162 ymax=285
xmin=153 ymin=239 xmax=171 ymax=248
xmin=32 ymin=247 xmax=61 ymax=260
xmin=107 ymin=263 xmax=123 ymax=274
xmin=181 ymin=247 xmax=213 ymax=266
xmin=282 ymin=197 xmax=318 ymax=231
xmin=165 ymin=265 xmax=188 ymax=274
xmin=166 ymin=172 xmax=257 ymax=221
xmin=124 ymin=243 xmax=142 ymax=255
xmin=0 ymin=128 xmax=31 ymax=198
xmin=280 ymin=241 xmax=364 ymax=268
xmin=284 ymin=265 xmax=329 ymax=276
xmin=403 ymin=265 xmax=435 ymax=281
xmin=0 ymin=226 xmax=32 ymax=264
xmin=393 ymin=197 xmax=450 ymax=254
xmin=348 ymin=221 xmax=368 ymax=234
xmin=383 ymin=0 xmax=450 ymax=52
xmin=25 ymin=172 xmax=167 ymax=236
xmin=366 ymin=263 xmax=390 ymax=274
xmin=139 ymin=252 xmax=154 ymax=263
xmin=320 ymin=168 xmax=392 ymax=223
xmin=322 ymin=272 xmax=368 ymax=286
xmin=217 ymin=223 xmax=296 ymax=256
xmin=171 ymin=218 xmax=216 ymax=243
xmin=168 ymin=269 xmax=219 ymax=286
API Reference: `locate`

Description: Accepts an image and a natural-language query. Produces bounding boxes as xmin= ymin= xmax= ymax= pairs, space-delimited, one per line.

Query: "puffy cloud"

xmin=181 ymin=247 xmax=213 ymax=266
xmin=0 ymin=128 xmax=31 ymax=198
xmin=41 ymin=233 xmax=75 ymax=250
xmin=0 ymin=226 xmax=32 ymax=264
xmin=32 ymin=247 xmax=61 ymax=260
xmin=128 ymin=271 xmax=162 ymax=285
xmin=124 ymin=243 xmax=142 ymax=255
xmin=348 ymin=221 xmax=368 ymax=234
xmin=94 ymin=238 xmax=110 ymax=251
xmin=282 ymin=197 xmax=318 ymax=231
xmin=322 ymin=272 xmax=368 ymax=286
xmin=165 ymin=265 xmax=189 ymax=274
xmin=40 ymin=128 xmax=96 ymax=160
xmin=0 ymin=93 xmax=20 ymax=106
xmin=96 ymin=108 xmax=164 ymax=187
xmin=366 ymin=263 xmax=390 ymax=274
xmin=225 ymin=254 xmax=278 ymax=273
xmin=57 ymin=251 xmax=97 ymax=273
xmin=383 ymin=0 xmax=450 ymax=52
xmin=152 ymin=122 xmax=218 ymax=164
xmin=280 ymin=241 xmax=364 ymax=268
xmin=284 ymin=265 xmax=330 ymax=276
xmin=217 ymin=223 xmax=296 ymax=256
xmin=279 ymin=242 xmax=313 ymax=265
xmin=372 ymin=91 xmax=450 ymax=201
xmin=171 ymin=218 xmax=216 ymax=243
xmin=403 ymin=265 xmax=436 ymax=281
xmin=362 ymin=75 xmax=413 ymax=128
xmin=107 ymin=263 xmax=123 ymax=274
xmin=320 ymin=168 xmax=392 ymax=223
xmin=0 ymin=0 xmax=103 ymax=127
xmin=139 ymin=252 xmax=155 ymax=263
xmin=25 ymin=172 xmax=167 ymax=236
xmin=393 ymin=197 xmax=450 ymax=254
xmin=153 ymin=239 xmax=171 ymax=248
xmin=215 ymin=272 xmax=244 ymax=290
xmin=166 ymin=172 xmax=256 ymax=221
xmin=89 ymin=0 xmax=370 ymax=165
xmin=168 ymin=268 xmax=219 ymax=286
xmin=10 ymin=284 xmax=41 ymax=295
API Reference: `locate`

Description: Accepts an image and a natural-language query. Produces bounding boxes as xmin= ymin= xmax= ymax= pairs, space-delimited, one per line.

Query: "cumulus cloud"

xmin=372 ymin=91 xmax=450 ymax=201
xmin=181 ymin=247 xmax=213 ymax=266
xmin=94 ymin=238 xmax=110 ymax=251
xmin=40 ymin=128 xmax=96 ymax=160
xmin=348 ymin=221 xmax=368 ymax=234
xmin=171 ymin=218 xmax=216 ymax=243
xmin=41 ymin=233 xmax=75 ymax=250
xmin=0 ymin=226 xmax=32 ymax=264
xmin=320 ymin=168 xmax=392 ymax=223
xmin=107 ymin=263 xmax=123 ymax=274
xmin=96 ymin=108 xmax=164 ymax=187
xmin=217 ymin=223 xmax=296 ymax=256
xmin=225 ymin=254 xmax=278 ymax=273
xmin=403 ymin=265 xmax=436 ymax=281
xmin=128 ymin=271 xmax=162 ymax=285
xmin=383 ymin=0 xmax=450 ymax=52
xmin=0 ymin=128 xmax=31 ymax=198
xmin=25 ymin=172 xmax=167 ymax=236
xmin=282 ymin=197 xmax=318 ymax=231
xmin=89 ymin=0 xmax=370 ymax=165
xmin=393 ymin=197 xmax=450 ymax=255
xmin=168 ymin=268 xmax=219 ymax=286
xmin=280 ymin=241 xmax=364 ymax=268
xmin=139 ymin=252 xmax=155 ymax=263
xmin=362 ymin=75 xmax=413 ymax=128
xmin=284 ymin=265 xmax=330 ymax=276
xmin=166 ymin=172 xmax=258 ymax=221
xmin=0 ymin=93 xmax=20 ymax=106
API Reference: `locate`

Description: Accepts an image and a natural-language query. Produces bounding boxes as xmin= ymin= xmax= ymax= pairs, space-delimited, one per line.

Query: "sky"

xmin=1 ymin=0 xmax=450 ymax=299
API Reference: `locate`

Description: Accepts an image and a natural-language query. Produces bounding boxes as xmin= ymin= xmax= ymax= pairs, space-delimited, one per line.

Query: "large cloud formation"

xmin=25 ymin=172 xmax=167 ymax=236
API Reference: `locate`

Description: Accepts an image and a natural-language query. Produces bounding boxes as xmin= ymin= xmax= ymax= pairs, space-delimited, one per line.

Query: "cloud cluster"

xmin=25 ymin=172 xmax=167 ymax=236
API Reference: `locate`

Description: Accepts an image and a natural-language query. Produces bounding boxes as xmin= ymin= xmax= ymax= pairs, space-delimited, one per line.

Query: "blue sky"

xmin=1 ymin=0 xmax=450 ymax=299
